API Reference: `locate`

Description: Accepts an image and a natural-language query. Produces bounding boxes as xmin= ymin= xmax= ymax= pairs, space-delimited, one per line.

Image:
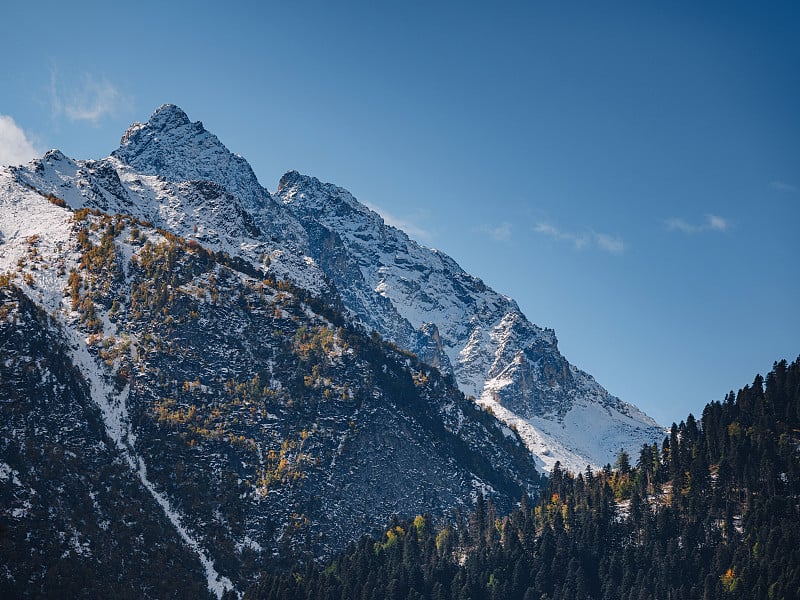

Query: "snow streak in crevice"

xmin=63 ymin=322 xmax=237 ymax=599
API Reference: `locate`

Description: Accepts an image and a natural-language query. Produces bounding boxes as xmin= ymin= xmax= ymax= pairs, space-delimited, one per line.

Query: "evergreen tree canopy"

xmin=246 ymin=358 xmax=800 ymax=600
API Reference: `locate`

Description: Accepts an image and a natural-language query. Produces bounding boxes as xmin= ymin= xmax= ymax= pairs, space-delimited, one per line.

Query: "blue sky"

xmin=1 ymin=1 xmax=798 ymax=425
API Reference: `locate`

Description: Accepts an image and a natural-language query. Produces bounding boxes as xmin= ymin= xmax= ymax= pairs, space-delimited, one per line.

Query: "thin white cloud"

xmin=0 ymin=115 xmax=40 ymax=167
xmin=665 ymin=217 xmax=699 ymax=233
xmin=365 ymin=202 xmax=433 ymax=242
xmin=708 ymin=215 xmax=728 ymax=231
xmin=594 ymin=232 xmax=625 ymax=254
xmin=533 ymin=222 xmax=624 ymax=254
xmin=476 ymin=222 xmax=512 ymax=242
xmin=770 ymin=180 xmax=798 ymax=193
xmin=665 ymin=214 xmax=729 ymax=234
xmin=533 ymin=223 xmax=588 ymax=249
xmin=50 ymin=69 xmax=130 ymax=124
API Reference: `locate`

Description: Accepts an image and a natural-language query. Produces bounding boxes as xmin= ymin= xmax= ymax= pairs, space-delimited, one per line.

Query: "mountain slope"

xmin=0 ymin=175 xmax=539 ymax=596
xmin=9 ymin=104 xmax=663 ymax=472
xmin=251 ymin=357 xmax=800 ymax=600
xmin=0 ymin=284 xmax=215 ymax=599
xmin=276 ymin=171 xmax=663 ymax=473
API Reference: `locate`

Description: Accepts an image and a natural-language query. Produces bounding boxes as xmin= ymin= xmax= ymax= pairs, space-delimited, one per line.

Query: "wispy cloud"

xmin=707 ymin=215 xmax=728 ymax=231
xmin=594 ymin=232 xmax=625 ymax=254
xmin=0 ymin=115 xmax=40 ymax=167
xmin=770 ymin=180 xmax=798 ymax=193
xmin=664 ymin=218 xmax=697 ymax=233
xmin=533 ymin=222 xmax=625 ymax=254
xmin=665 ymin=214 xmax=729 ymax=234
xmin=365 ymin=202 xmax=433 ymax=242
xmin=476 ymin=222 xmax=512 ymax=242
xmin=50 ymin=69 xmax=130 ymax=124
xmin=534 ymin=223 xmax=585 ymax=247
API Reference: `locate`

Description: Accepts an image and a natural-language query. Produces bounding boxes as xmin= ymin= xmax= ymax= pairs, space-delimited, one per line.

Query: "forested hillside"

xmin=0 ymin=204 xmax=540 ymax=597
xmin=247 ymin=358 xmax=800 ymax=600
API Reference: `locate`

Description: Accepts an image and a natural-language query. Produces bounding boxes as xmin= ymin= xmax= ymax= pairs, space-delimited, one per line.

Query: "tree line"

xmin=244 ymin=357 xmax=800 ymax=599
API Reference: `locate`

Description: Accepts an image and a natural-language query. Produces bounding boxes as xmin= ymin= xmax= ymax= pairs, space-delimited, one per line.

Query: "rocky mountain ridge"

xmin=10 ymin=104 xmax=663 ymax=473
xmin=275 ymin=169 xmax=663 ymax=472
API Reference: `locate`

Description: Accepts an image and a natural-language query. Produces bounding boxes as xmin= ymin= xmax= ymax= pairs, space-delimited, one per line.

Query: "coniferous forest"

xmin=246 ymin=358 xmax=800 ymax=600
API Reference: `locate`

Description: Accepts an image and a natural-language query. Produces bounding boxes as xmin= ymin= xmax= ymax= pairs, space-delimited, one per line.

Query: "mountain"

xmin=0 ymin=142 xmax=539 ymax=596
xmin=1 ymin=104 xmax=662 ymax=596
xmin=10 ymin=104 xmax=663 ymax=474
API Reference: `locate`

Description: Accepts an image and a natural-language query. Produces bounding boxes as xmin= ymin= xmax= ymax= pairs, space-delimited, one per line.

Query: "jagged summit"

xmin=145 ymin=103 xmax=191 ymax=130
xmin=278 ymin=169 xmax=372 ymax=218
xmin=118 ymin=104 xmax=190 ymax=146
xmin=41 ymin=148 xmax=67 ymax=162
xmin=151 ymin=102 xmax=192 ymax=126
xmin=113 ymin=104 xmax=262 ymax=203
xmin=277 ymin=169 xmax=306 ymax=192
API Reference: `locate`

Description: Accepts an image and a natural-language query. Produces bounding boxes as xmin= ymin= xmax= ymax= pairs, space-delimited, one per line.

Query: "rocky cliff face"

xmin=275 ymin=172 xmax=664 ymax=474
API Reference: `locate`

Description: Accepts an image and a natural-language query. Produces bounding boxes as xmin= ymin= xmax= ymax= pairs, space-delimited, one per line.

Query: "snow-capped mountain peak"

xmin=8 ymin=104 xmax=665 ymax=474
xmin=113 ymin=104 xmax=262 ymax=204
xmin=123 ymin=103 xmax=191 ymax=138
